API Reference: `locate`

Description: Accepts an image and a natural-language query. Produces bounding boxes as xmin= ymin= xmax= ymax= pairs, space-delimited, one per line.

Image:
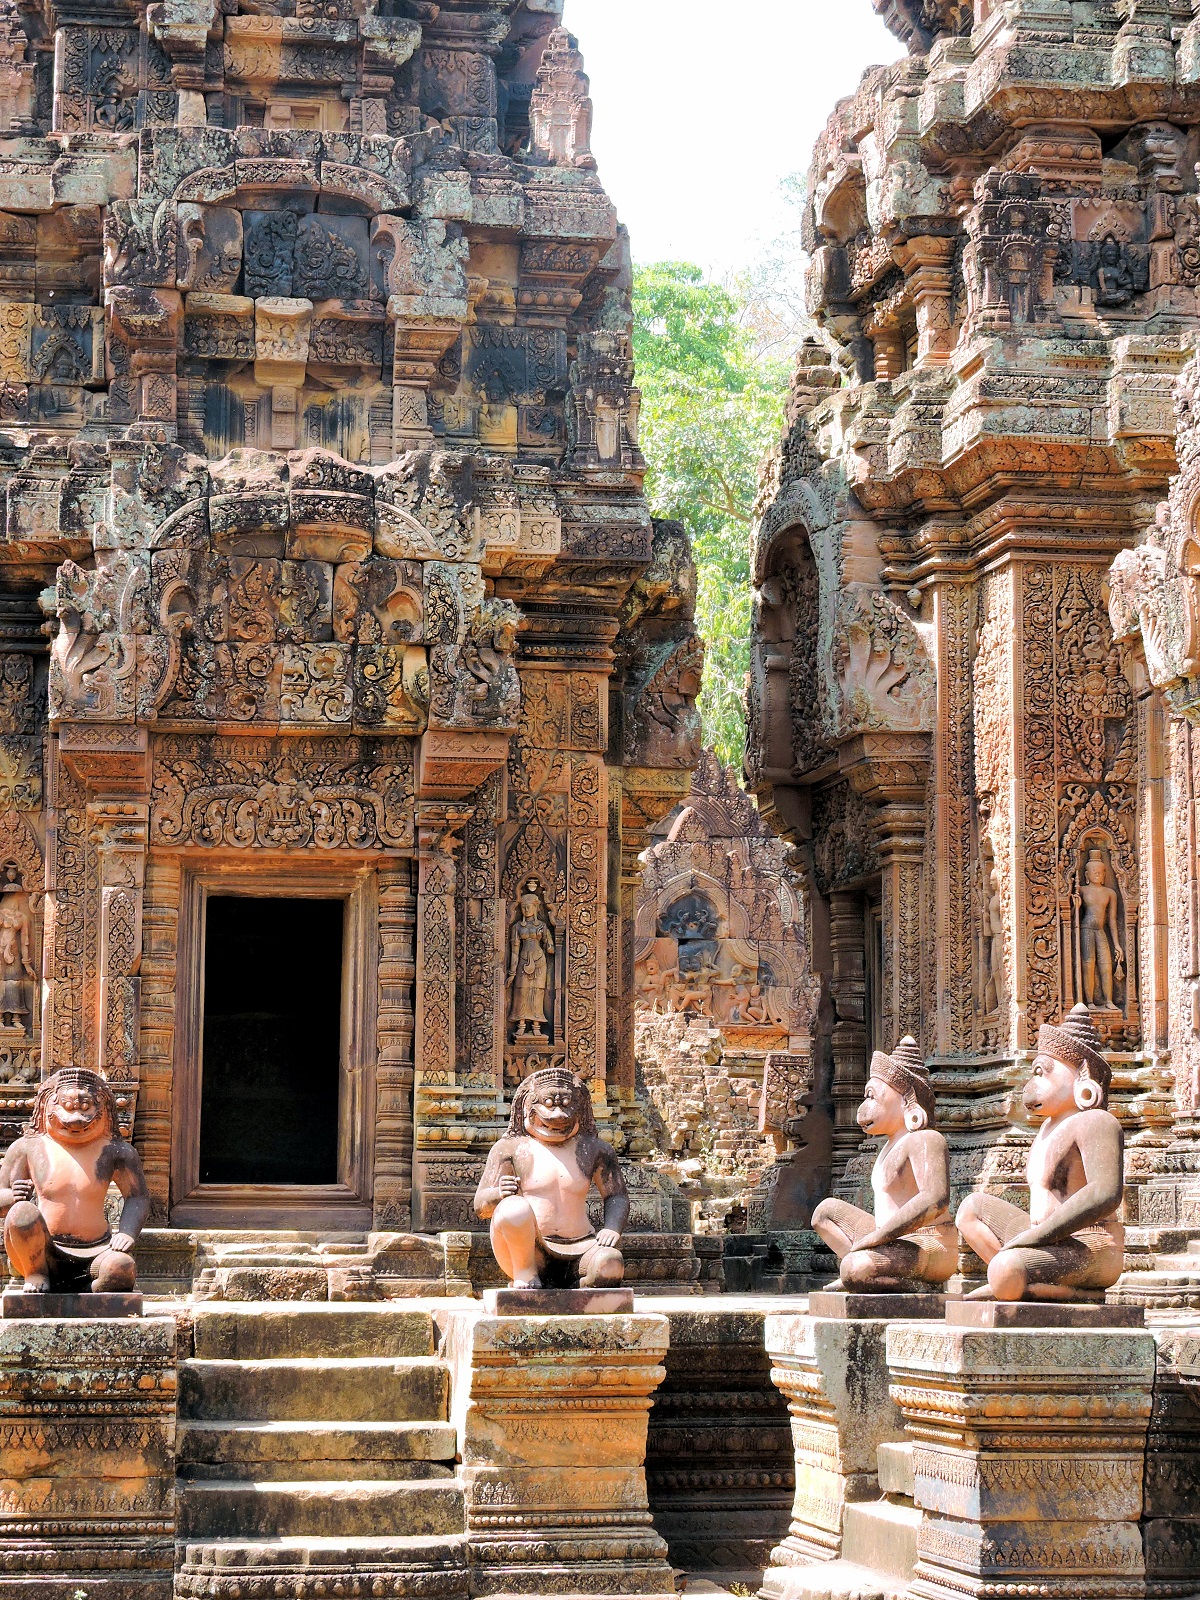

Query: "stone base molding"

xmin=439 ymin=1306 xmax=674 ymax=1599
xmin=887 ymin=1320 xmax=1156 ymax=1600
xmin=760 ymin=1311 xmax=908 ymax=1582
xmin=0 ymin=1315 xmax=176 ymax=1599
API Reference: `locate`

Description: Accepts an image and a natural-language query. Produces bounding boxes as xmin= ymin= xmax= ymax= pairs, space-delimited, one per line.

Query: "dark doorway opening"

xmin=199 ymin=895 xmax=343 ymax=1186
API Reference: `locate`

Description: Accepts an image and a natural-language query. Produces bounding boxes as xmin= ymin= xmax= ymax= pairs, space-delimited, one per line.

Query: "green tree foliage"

xmin=632 ymin=261 xmax=790 ymax=768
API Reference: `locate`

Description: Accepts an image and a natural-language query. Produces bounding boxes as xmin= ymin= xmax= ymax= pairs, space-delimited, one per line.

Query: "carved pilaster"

xmin=47 ymin=725 xmax=149 ymax=1139
xmin=566 ymin=754 xmax=605 ymax=1083
xmin=459 ymin=769 xmax=504 ymax=1100
xmin=413 ymin=803 xmax=470 ymax=1191
xmin=828 ymin=888 xmax=867 ymax=1183
xmin=896 ymin=236 xmax=957 ymax=366
xmin=842 ymin=732 xmax=931 ymax=1049
xmin=373 ymin=858 xmax=416 ymax=1231
xmin=89 ymin=800 xmax=148 ymax=1135
xmin=932 ymin=581 xmax=977 ymax=1058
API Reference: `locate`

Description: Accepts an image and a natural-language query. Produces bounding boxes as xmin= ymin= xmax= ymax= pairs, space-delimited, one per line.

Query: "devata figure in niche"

xmin=474 ymin=1066 xmax=628 ymax=1289
xmin=1077 ymin=848 xmax=1124 ymax=1010
xmin=507 ymin=878 xmax=556 ymax=1041
xmin=811 ymin=1037 xmax=955 ymax=1292
xmin=0 ymin=862 xmax=33 ymax=1033
xmin=957 ymin=1005 xmax=1124 ymax=1301
xmin=0 ymin=1068 xmax=149 ymax=1294
xmin=983 ymin=863 xmax=1004 ymax=1016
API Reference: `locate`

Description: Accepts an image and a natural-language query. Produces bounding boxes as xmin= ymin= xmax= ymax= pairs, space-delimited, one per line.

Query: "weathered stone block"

xmin=887 ymin=1321 xmax=1156 ymax=1600
xmin=0 ymin=1315 xmax=176 ymax=1599
xmin=761 ymin=1310 xmax=906 ymax=1588
xmin=440 ymin=1307 xmax=673 ymax=1598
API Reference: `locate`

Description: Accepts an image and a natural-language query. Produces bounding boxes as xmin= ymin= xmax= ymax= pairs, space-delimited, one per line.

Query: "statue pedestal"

xmin=482 ymin=1286 xmax=634 ymax=1315
xmin=761 ymin=1310 xmax=909 ymax=1587
xmin=946 ymin=1298 xmax=1143 ymax=1328
xmin=2 ymin=1290 xmax=143 ymax=1318
xmin=0 ymin=1315 xmax=176 ymax=1598
xmin=808 ymin=1291 xmax=948 ymax=1320
xmin=887 ymin=1319 xmax=1156 ymax=1599
xmin=440 ymin=1305 xmax=673 ymax=1598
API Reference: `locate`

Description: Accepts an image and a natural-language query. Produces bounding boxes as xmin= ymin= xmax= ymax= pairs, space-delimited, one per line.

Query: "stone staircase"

xmin=174 ymin=1302 xmax=469 ymax=1599
xmin=761 ymin=1442 xmax=920 ymax=1600
xmin=1116 ymin=1233 xmax=1200 ymax=1309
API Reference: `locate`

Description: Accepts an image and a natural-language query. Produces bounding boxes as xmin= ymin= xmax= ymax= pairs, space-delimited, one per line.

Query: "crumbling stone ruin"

xmin=634 ymin=752 xmax=826 ymax=1230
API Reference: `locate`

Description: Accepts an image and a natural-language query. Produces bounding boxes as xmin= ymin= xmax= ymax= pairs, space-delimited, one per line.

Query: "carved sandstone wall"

xmin=746 ymin=0 xmax=1198 ymax=1251
xmin=0 ymin=0 xmax=701 ymax=1238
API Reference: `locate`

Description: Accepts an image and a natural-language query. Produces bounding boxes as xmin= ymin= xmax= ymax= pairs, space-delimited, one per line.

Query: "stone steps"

xmin=178 ymin=1419 xmax=457 ymax=1481
xmin=174 ymin=1302 xmax=468 ymax=1600
xmin=180 ymin=1355 xmax=449 ymax=1421
xmin=175 ymin=1535 xmax=471 ymax=1600
xmin=193 ymin=1301 xmax=436 ymax=1359
xmin=841 ymin=1498 xmax=921 ymax=1584
xmin=179 ymin=1479 xmax=466 ymax=1539
xmin=760 ymin=1558 xmax=907 ymax=1600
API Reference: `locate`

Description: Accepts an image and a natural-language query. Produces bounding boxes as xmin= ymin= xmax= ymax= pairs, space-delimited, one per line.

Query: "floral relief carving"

xmin=150 ymin=734 xmax=415 ymax=850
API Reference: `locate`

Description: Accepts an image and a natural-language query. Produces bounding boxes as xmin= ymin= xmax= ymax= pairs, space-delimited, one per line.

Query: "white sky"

xmin=557 ymin=1 xmax=903 ymax=276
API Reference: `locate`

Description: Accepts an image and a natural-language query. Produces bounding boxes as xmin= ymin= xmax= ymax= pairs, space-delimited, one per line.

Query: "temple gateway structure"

xmin=7 ymin=7 xmax=1200 ymax=1600
xmin=748 ymin=0 xmax=1200 ymax=1298
xmin=0 ymin=0 xmax=702 ymax=1250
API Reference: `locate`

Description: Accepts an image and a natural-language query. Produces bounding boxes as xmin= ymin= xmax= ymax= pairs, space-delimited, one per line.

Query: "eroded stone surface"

xmin=0 ymin=1314 xmax=176 ymax=1598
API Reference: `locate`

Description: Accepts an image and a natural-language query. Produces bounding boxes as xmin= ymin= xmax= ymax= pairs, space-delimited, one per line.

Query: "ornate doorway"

xmin=169 ymin=862 xmax=378 ymax=1230
xmin=199 ymin=895 xmax=343 ymax=1187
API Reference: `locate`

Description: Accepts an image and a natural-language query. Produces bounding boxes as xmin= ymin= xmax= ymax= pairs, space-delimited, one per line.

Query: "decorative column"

xmin=761 ymin=1310 xmax=908 ymax=1579
xmin=372 ymin=858 xmax=417 ymax=1230
xmin=0 ymin=1314 xmax=176 ymax=1597
xmin=888 ymin=1318 xmax=1156 ymax=1600
xmin=412 ymin=801 xmax=470 ymax=1230
xmin=441 ymin=1304 xmax=674 ymax=1599
xmin=842 ymin=731 xmax=931 ymax=1048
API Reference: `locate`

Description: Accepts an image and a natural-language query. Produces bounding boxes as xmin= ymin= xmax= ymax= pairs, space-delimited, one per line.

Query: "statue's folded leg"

xmin=577 ymin=1239 xmax=624 ymax=1288
xmin=956 ymin=1192 xmax=1031 ymax=1266
xmin=91 ymin=1247 xmax=137 ymax=1292
xmin=840 ymin=1226 xmax=956 ymax=1293
xmin=989 ymin=1231 xmax=1124 ymax=1302
xmin=489 ymin=1196 xmax=545 ymax=1289
xmin=811 ymin=1197 xmax=875 ymax=1261
xmin=2 ymin=1201 xmax=50 ymax=1289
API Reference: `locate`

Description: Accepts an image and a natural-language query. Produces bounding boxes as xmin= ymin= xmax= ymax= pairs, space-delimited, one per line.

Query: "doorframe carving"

xmin=169 ymin=856 xmax=381 ymax=1229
